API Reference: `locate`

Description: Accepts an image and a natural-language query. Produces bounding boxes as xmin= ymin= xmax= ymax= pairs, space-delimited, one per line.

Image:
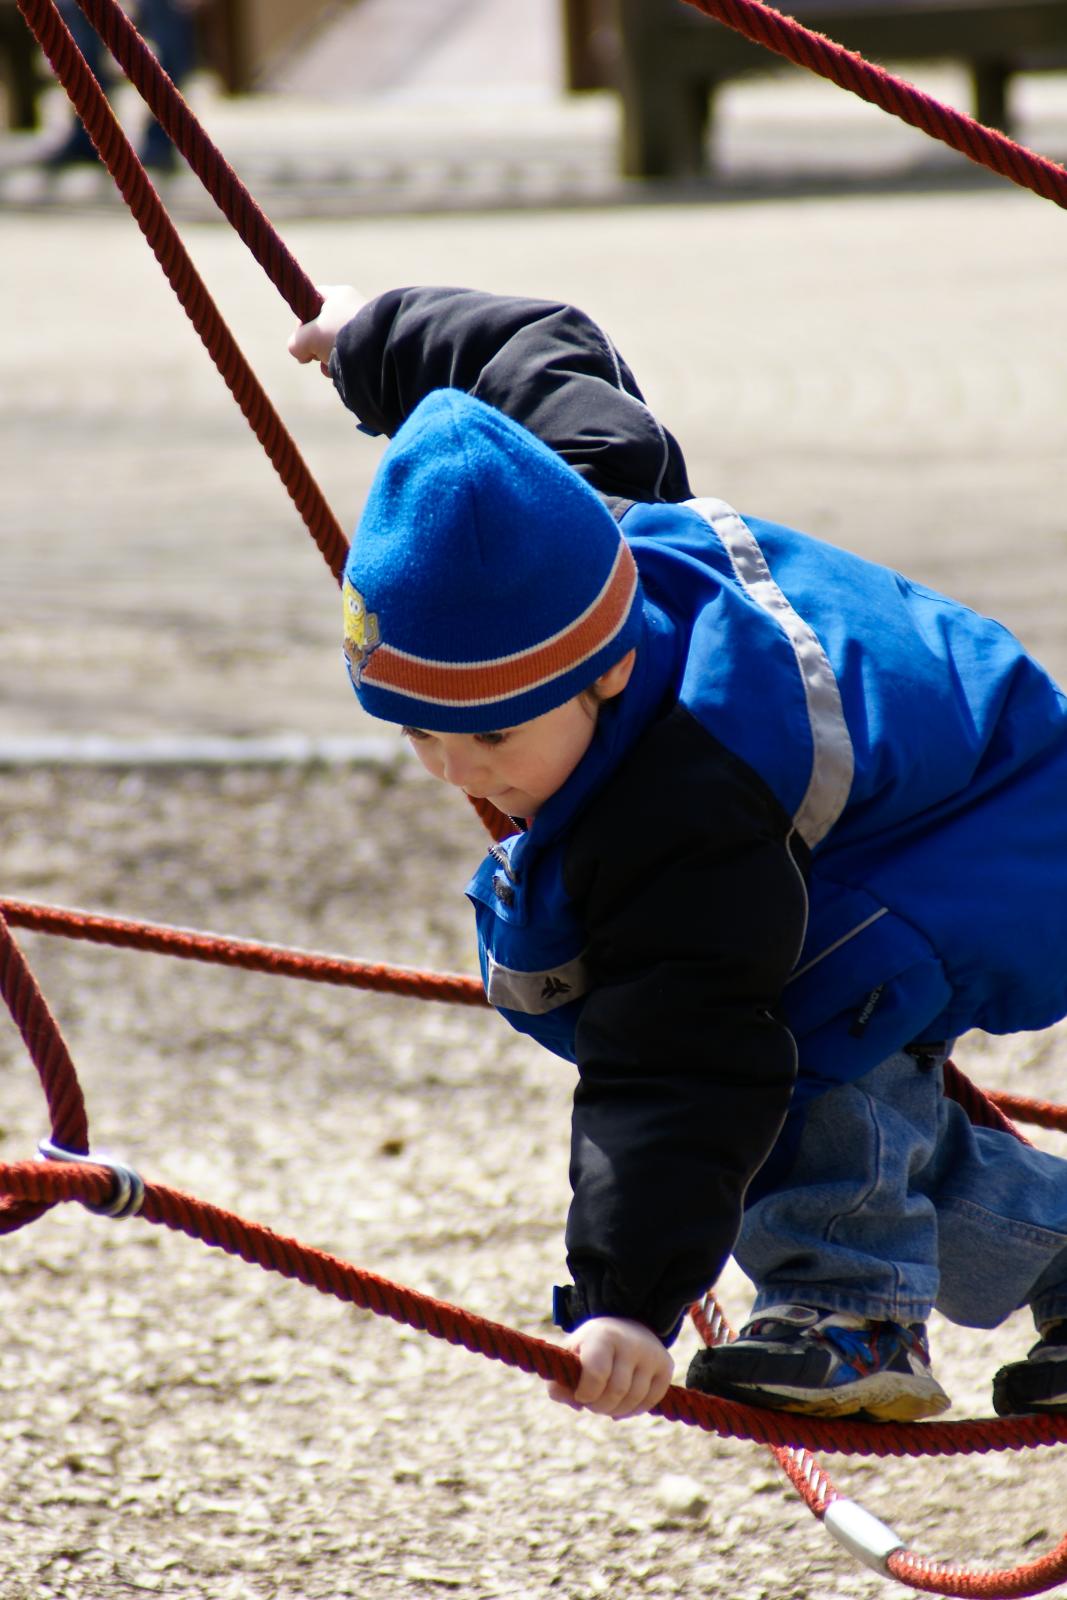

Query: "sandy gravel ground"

xmin=3 ymin=60 xmax=1067 ymax=1598
xmin=2 ymin=763 xmax=1066 ymax=1600
xmin=3 ymin=187 xmax=1066 ymax=747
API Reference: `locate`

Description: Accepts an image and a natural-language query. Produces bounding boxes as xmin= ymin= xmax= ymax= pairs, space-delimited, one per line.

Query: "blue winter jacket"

xmin=332 ymin=287 xmax=1067 ymax=1341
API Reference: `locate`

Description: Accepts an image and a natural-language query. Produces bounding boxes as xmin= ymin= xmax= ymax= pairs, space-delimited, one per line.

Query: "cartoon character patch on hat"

xmin=342 ymin=577 xmax=381 ymax=685
xmin=342 ymin=389 xmax=645 ymax=731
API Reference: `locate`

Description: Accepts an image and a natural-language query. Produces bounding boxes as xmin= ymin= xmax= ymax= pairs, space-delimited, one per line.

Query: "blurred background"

xmin=2 ymin=11 xmax=1067 ymax=1599
xmin=1 ymin=0 xmax=1065 ymax=748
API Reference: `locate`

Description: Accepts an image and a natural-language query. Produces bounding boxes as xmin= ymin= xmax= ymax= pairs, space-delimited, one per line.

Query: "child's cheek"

xmin=413 ymin=744 xmax=445 ymax=783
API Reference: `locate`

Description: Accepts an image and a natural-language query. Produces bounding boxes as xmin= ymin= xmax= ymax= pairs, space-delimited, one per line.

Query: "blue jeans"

xmin=735 ymin=1047 xmax=1067 ymax=1331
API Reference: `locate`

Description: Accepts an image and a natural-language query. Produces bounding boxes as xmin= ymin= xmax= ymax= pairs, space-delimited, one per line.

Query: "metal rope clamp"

xmin=37 ymin=1138 xmax=146 ymax=1219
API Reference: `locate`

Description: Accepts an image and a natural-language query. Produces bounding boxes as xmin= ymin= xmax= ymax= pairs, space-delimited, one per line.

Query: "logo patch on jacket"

xmin=540 ymin=975 xmax=571 ymax=1002
xmin=486 ymin=951 xmax=590 ymax=1014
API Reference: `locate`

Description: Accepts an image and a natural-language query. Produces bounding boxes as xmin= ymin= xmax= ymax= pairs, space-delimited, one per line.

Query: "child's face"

xmin=402 ymin=651 xmax=635 ymax=818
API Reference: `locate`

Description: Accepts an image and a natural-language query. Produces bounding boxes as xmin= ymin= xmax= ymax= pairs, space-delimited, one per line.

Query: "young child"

xmin=289 ymin=285 xmax=1067 ymax=1425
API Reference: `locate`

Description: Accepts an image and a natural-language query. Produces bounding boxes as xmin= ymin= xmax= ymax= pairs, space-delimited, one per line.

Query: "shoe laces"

xmin=818 ymin=1321 xmax=878 ymax=1366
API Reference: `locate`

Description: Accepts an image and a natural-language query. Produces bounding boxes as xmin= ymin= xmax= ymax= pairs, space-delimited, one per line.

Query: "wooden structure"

xmin=0 ymin=0 xmax=338 ymax=129
xmin=0 ymin=0 xmax=39 ymax=125
xmin=562 ymin=0 xmax=1067 ymax=176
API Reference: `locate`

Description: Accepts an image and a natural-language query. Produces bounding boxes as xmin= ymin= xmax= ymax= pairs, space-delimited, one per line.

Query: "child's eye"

xmin=475 ymin=731 xmax=508 ymax=747
xmin=401 ymin=726 xmax=430 ymax=742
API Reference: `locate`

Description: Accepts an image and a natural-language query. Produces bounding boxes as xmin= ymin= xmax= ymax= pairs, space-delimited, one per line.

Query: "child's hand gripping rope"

xmin=548 ymin=1316 xmax=674 ymax=1420
xmin=288 ymin=285 xmax=367 ymax=374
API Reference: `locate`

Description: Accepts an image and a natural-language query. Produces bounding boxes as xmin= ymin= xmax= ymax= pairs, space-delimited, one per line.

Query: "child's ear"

xmin=596 ymin=649 xmax=637 ymax=701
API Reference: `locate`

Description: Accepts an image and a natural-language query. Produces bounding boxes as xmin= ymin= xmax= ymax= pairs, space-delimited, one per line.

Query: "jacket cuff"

xmin=552 ymin=1283 xmax=685 ymax=1347
xmin=327 ymin=344 xmax=382 ymax=436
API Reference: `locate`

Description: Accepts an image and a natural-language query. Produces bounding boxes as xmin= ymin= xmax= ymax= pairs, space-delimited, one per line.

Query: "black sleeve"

xmin=329 ymin=285 xmax=693 ymax=505
xmin=554 ymin=707 xmax=809 ymax=1342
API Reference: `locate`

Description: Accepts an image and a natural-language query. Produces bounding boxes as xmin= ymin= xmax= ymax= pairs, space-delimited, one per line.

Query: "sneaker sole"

xmin=992 ymin=1365 xmax=1067 ymax=1416
xmin=993 ymin=1397 xmax=1067 ymax=1416
xmin=695 ymin=1370 xmax=951 ymax=1422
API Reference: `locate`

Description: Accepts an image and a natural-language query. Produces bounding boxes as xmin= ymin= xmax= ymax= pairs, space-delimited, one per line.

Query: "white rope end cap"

xmin=823 ymin=1497 xmax=905 ymax=1576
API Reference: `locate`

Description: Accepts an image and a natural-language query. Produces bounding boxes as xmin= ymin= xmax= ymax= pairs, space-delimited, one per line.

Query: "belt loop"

xmin=904 ymin=1039 xmax=950 ymax=1073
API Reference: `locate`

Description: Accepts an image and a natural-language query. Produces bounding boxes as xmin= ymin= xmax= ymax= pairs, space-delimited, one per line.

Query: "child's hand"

xmin=288 ymin=285 xmax=367 ymax=374
xmin=547 ymin=1316 xmax=674 ymax=1419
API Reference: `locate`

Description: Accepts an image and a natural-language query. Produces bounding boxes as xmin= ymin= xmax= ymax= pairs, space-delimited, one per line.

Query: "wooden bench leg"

xmin=972 ymin=59 xmax=1012 ymax=132
xmin=618 ymin=67 xmax=712 ymax=177
xmin=562 ymin=0 xmax=618 ymax=90
xmin=195 ymin=0 xmax=249 ymax=95
xmin=0 ymin=30 xmax=42 ymax=129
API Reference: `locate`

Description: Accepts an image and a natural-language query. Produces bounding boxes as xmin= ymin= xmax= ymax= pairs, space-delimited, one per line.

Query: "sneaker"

xmin=992 ymin=1321 xmax=1067 ymax=1416
xmin=685 ymin=1303 xmax=951 ymax=1421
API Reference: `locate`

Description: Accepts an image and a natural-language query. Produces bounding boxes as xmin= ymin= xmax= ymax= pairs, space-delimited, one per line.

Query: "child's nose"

xmin=441 ymin=743 xmax=485 ymax=789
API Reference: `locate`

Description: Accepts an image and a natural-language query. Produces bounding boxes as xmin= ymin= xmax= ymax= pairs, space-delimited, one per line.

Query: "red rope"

xmin=3 ymin=1155 xmax=1067 ymax=1464
xmin=940 ymin=1062 xmax=1067 ymax=1139
xmin=466 ymin=793 xmax=522 ymax=843
xmin=57 ymin=0 xmax=1067 ymax=235
xmin=5 ymin=887 xmax=1064 ymax=1132
xmin=887 ymin=1542 xmax=1067 ymax=1600
xmin=681 ymin=0 xmax=1067 ymax=209
xmin=0 ymin=913 xmax=89 ymax=1232
xmin=0 ymin=897 xmax=487 ymax=1006
xmin=16 ymin=0 xmax=527 ymax=841
xmin=69 ymin=0 xmax=321 ymax=323
xmin=692 ymin=1294 xmax=838 ymax=1512
xmin=14 ymin=0 xmax=349 ymax=586
xmin=18 ymin=0 xmax=1067 ymax=842
xmin=690 ymin=1294 xmax=1067 ymax=1596
xmin=10 ymin=2 xmax=1067 ymax=1585
xmin=7 ymin=895 xmax=1067 ymax=1138
xmin=985 ymin=1090 xmax=1067 ymax=1135
xmin=4 ymin=898 xmax=1067 ymax=1592
xmin=942 ymin=1056 xmax=1034 ymax=1141
xmin=2 ymin=893 xmax=1063 ymax=1481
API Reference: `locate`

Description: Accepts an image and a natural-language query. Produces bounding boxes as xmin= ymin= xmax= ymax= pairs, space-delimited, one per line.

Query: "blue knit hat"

xmin=342 ymin=389 xmax=643 ymax=732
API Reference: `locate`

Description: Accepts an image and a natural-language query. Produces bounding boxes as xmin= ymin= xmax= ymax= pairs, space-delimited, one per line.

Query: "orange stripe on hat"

xmin=362 ymin=542 xmax=638 ymax=709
